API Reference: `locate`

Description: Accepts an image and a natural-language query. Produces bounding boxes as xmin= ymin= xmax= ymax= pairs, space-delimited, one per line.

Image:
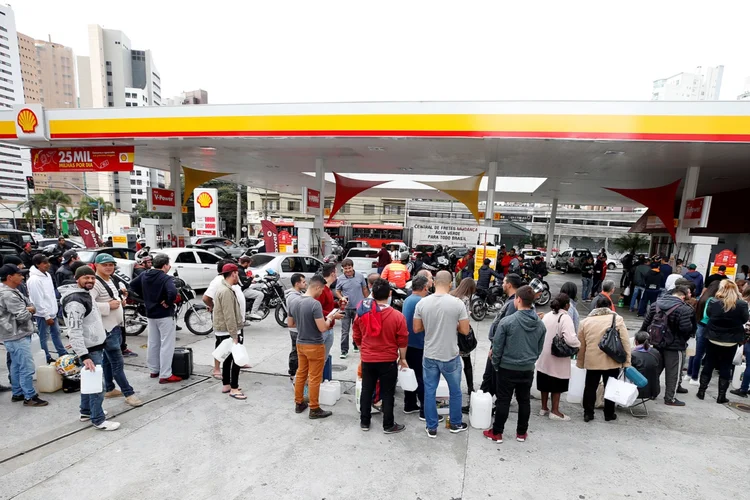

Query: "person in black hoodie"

xmin=697 ymin=280 xmax=749 ymax=403
xmin=580 ymin=255 xmax=594 ymax=302
xmin=640 ymin=286 xmax=695 ymax=406
xmin=129 ymin=254 xmax=180 ymax=384
xmin=476 ymin=258 xmax=503 ymax=290
xmin=630 ymin=331 xmax=662 ymax=400
xmin=638 ymin=262 xmax=662 ymax=317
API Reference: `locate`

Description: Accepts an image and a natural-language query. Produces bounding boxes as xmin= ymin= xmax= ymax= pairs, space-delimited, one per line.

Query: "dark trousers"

xmin=120 ymin=329 xmax=128 ymax=352
xmin=288 ymin=330 xmax=298 ymax=377
xmin=360 ymin=361 xmax=398 ymax=429
xmin=583 ymin=368 xmax=619 ymax=418
xmin=700 ymin=341 xmax=736 ymax=382
xmin=404 ymin=347 xmax=424 ymax=411
xmin=658 ymin=349 xmax=682 ymax=402
xmin=222 ymin=333 xmax=244 ymax=389
xmin=479 ymin=355 xmax=496 ymax=395
xmin=492 ymin=367 xmax=533 ymax=435
xmin=638 ymin=289 xmax=660 ymax=316
xmin=592 ymin=280 xmax=603 ymax=296
xmin=461 ymin=354 xmax=474 ymax=394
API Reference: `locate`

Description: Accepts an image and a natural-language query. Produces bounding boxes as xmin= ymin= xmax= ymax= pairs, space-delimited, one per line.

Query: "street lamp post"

xmin=0 ymin=201 xmax=27 ymax=230
xmin=51 ymin=181 xmax=103 ymax=235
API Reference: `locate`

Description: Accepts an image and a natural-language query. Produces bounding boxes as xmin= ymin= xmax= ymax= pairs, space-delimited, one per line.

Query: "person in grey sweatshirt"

xmin=285 ymin=273 xmax=307 ymax=379
xmin=0 ymin=264 xmax=48 ymax=406
xmin=484 ymin=285 xmax=546 ymax=444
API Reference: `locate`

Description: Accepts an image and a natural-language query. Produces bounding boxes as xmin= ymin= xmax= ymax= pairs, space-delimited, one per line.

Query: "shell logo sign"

xmin=196 ymin=191 xmax=214 ymax=208
xmin=17 ymin=108 xmax=39 ymax=134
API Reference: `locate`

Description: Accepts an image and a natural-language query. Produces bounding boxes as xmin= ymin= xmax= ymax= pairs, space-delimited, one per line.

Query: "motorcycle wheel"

xmin=258 ymin=304 xmax=270 ymax=320
xmin=123 ymin=305 xmax=147 ymax=336
xmin=470 ymin=298 xmax=487 ymax=322
xmin=274 ymin=304 xmax=288 ymax=327
xmin=535 ymin=290 xmax=551 ymax=307
xmin=185 ymin=307 xmax=213 ymax=335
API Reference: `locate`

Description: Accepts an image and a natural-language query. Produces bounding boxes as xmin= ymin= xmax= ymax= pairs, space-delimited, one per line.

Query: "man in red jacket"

xmin=354 ymin=278 xmax=409 ymax=434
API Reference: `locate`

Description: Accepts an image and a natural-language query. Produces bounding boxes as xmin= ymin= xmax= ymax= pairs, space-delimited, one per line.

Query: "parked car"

xmin=0 ymin=240 xmax=22 ymax=260
xmin=186 ymin=243 xmax=233 ymax=260
xmin=0 ymin=229 xmax=38 ymax=249
xmin=343 ymin=240 xmax=370 ymax=255
xmin=246 ymin=253 xmax=324 ymax=289
xmin=189 ymin=237 xmax=246 ymax=258
xmin=77 ymin=247 xmax=137 ymax=279
xmin=344 ymin=247 xmax=380 ymax=278
xmin=607 ymin=258 xmax=623 ymax=270
xmin=554 ymin=248 xmax=593 ymax=273
xmin=245 ymin=240 xmax=266 ymax=256
xmin=412 ymin=244 xmax=436 ymax=260
xmin=37 ymin=238 xmax=85 ymax=250
xmin=519 ymin=249 xmax=543 ymax=262
xmin=154 ymin=248 xmax=224 ymax=290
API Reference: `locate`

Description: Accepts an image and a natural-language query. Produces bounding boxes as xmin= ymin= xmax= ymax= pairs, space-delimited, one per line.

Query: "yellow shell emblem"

xmin=17 ymin=108 xmax=39 ymax=134
xmin=196 ymin=191 xmax=214 ymax=208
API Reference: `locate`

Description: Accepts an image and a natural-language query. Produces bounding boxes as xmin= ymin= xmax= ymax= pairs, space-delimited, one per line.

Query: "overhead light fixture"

xmin=368 ymin=146 xmax=386 ymax=151
xmin=200 ymin=147 xmax=216 ymax=151
xmin=574 ymin=171 xmax=588 ymax=176
xmin=604 ymin=150 xmax=625 ymax=156
xmin=560 ymin=181 xmax=572 ymax=185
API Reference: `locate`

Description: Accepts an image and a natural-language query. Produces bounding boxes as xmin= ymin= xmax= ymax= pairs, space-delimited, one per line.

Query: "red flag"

xmin=74 ymin=220 xmax=99 ymax=248
xmin=260 ymin=220 xmax=279 ymax=253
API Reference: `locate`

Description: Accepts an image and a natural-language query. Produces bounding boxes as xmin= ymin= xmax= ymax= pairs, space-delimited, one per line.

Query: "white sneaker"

xmin=93 ymin=420 xmax=121 ymax=431
xmin=539 ymin=409 xmax=549 ymax=416
xmin=549 ymin=412 xmax=571 ymax=421
xmin=249 ymin=313 xmax=263 ymax=320
xmin=79 ymin=410 xmax=109 ymax=422
xmin=682 ymin=375 xmax=692 ymax=383
xmin=689 ymin=378 xmax=700 ymax=386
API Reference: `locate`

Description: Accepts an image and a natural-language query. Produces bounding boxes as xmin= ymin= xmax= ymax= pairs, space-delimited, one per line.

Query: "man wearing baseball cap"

xmin=683 ymin=263 xmax=704 ymax=296
xmin=213 ymin=263 xmax=246 ymax=399
xmin=55 ymin=250 xmax=80 ymax=286
xmin=27 ymin=253 xmax=68 ymax=363
xmin=0 ymin=264 xmax=48 ymax=406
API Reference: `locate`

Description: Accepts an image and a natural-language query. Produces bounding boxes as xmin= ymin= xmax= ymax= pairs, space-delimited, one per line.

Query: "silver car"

xmin=247 ymin=253 xmax=325 ymax=288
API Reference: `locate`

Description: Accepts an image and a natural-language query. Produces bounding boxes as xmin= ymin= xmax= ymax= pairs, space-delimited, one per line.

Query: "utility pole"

xmin=235 ymin=184 xmax=242 ymax=241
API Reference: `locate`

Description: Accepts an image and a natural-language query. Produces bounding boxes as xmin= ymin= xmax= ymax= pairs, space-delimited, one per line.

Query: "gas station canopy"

xmin=5 ymin=100 xmax=750 ymax=205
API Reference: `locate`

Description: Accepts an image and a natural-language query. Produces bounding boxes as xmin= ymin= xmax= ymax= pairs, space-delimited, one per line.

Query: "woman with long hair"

xmin=451 ymin=277 xmax=477 ymax=398
xmin=698 ymin=280 xmax=749 ymax=403
xmin=687 ymin=280 xmax=721 ymax=385
xmin=559 ymin=282 xmax=580 ymax=331
xmin=537 ymin=293 xmax=580 ymax=421
xmin=730 ymin=287 xmax=750 ymax=397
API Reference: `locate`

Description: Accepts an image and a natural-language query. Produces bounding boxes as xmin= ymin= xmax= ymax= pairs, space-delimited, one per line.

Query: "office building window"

xmin=364 ymin=204 xmax=375 ymax=215
xmin=287 ymin=201 xmax=300 ymax=212
xmin=340 ymin=203 xmax=350 ymax=214
xmin=250 ymin=201 xmax=255 ymax=210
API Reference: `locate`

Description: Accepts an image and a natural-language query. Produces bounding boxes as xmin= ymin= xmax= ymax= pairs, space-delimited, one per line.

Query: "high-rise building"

xmin=78 ymin=25 xmax=163 ymax=212
xmin=130 ymin=166 xmax=166 ymax=204
xmin=166 ymin=89 xmax=208 ymax=106
xmin=0 ymin=5 xmax=31 ymax=202
xmin=17 ymin=32 xmax=41 ymax=103
xmin=651 ymin=65 xmax=724 ymax=101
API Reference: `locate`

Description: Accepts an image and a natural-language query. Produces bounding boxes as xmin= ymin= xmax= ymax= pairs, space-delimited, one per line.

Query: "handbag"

xmin=598 ymin=314 xmax=627 ymax=364
xmin=551 ymin=314 xmax=579 ymax=358
xmin=458 ymin=325 xmax=478 ymax=354
xmin=604 ymin=370 xmax=639 ymax=407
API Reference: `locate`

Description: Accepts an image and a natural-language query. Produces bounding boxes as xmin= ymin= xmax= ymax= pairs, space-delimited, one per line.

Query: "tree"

xmin=519 ymin=233 xmax=547 ymax=249
xmin=203 ymin=180 xmax=247 ymax=238
xmin=24 ymin=193 xmax=50 ymax=232
xmin=43 ymin=189 xmax=72 ymax=236
xmin=73 ymin=198 xmax=116 ymax=225
xmin=133 ymin=200 xmax=157 ymax=227
xmin=612 ymin=233 xmax=649 ymax=255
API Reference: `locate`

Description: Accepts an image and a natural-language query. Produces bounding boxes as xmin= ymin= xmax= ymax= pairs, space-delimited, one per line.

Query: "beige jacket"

xmin=213 ymin=279 xmax=243 ymax=341
xmin=576 ymin=308 xmax=631 ymax=370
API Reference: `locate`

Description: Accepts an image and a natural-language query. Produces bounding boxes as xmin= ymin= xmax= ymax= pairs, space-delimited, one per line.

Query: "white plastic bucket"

xmin=398 ymin=368 xmax=418 ymax=392
xmin=212 ymin=338 xmax=233 ymax=362
xmin=231 ymin=343 xmax=250 ymax=367
xmin=80 ymin=365 xmax=103 ymax=394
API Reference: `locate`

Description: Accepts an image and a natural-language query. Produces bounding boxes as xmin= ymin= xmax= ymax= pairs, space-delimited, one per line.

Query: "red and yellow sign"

xmin=17 ymin=108 xmax=38 ymax=134
xmin=195 ymin=191 xmax=214 ymax=209
xmin=31 ymin=146 xmax=135 ymax=173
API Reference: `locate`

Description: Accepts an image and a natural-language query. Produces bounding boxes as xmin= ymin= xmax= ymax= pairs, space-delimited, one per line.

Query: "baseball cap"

xmin=62 ymin=249 xmax=78 ymax=264
xmin=0 ymin=264 xmax=29 ymax=280
xmin=221 ymin=263 xmax=239 ymax=274
xmin=95 ymin=254 xmax=117 ymax=264
xmin=688 ymin=263 xmax=697 ymax=270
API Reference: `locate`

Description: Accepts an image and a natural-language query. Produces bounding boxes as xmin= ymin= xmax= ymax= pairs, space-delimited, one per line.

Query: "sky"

xmin=10 ymin=0 xmax=749 ymax=104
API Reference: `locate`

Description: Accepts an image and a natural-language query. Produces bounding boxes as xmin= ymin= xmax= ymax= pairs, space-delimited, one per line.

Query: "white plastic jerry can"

xmin=80 ymin=365 xmax=104 ymax=395
xmin=319 ymin=381 xmax=338 ymax=406
xmin=355 ymin=377 xmax=362 ymax=412
xmin=469 ymin=390 xmax=493 ymax=429
xmin=32 ymin=350 xmax=47 ymax=381
xmin=36 ymin=363 xmax=63 ymax=393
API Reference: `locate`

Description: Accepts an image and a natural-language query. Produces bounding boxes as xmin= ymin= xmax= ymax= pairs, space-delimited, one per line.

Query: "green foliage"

xmin=612 ymin=233 xmax=649 ymax=254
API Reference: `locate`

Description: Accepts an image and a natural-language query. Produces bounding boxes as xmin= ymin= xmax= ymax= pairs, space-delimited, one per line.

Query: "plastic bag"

xmin=604 ymin=373 xmax=638 ymax=407
xmin=598 ymin=314 xmax=627 ymax=364
xmin=733 ymin=345 xmax=743 ymax=366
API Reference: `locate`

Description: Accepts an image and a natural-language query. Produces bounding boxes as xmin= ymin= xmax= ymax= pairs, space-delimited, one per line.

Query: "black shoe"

xmin=665 ymin=398 xmax=686 ymax=406
xmin=294 ymin=402 xmax=308 ymax=414
xmin=309 ymin=408 xmax=332 ymax=419
xmin=403 ymin=405 xmax=421 ymax=414
xmin=604 ymin=414 xmax=617 ymax=422
xmin=176 ymin=325 xmax=183 ymax=331
xmin=717 ymin=378 xmax=730 ymax=404
xmin=384 ymin=423 xmax=406 ymax=434
xmin=360 ymin=422 xmax=370 ymax=432
xmin=696 ymin=372 xmax=711 ymax=400
xmin=449 ymin=422 xmax=468 ymax=434
xmin=425 ymin=427 xmax=437 ymax=439
xmin=730 ymin=388 xmax=748 ymax=398
xmin=461 ymin=405 xmax=470 ymax=414
xmin=419 ymin=414 xmax=445 ymax=423
xmin=676 ymin=387 xmax=688 ymax=394
xmin=24 ymin=395 xmax=48 ymax=407
xmin=0 ymin=384 xmax=11 ymax=393
xmin=584 ymin=414 xmax=594 ymax=422
xmin=11 ymin=394 xmax=24 ymax=402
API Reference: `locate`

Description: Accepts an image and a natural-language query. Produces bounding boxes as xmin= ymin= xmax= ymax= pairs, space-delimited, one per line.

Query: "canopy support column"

xmin=483 ymin=161 xmax=498 ymax=227
xmin=170 ymin=157 xmax=183 ymax=245
xmin=315 ymin=158 xmax=325 ymax=255
xmin=546 ymin=198 xmax=558 ymax=265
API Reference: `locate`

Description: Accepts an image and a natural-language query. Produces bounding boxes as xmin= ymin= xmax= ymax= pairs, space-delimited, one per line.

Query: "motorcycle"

xmin=470 ymin=283 xmax=506 ymax=321
xmin=389 ymin=284 xmax=408 ymax=312
xmin=520 ymin=263 xmax=552 ymax=307
xmin=123 ymin=272 xmax=213 ymax=336
xmin=246 ymin=271 xmax=288 ymax=327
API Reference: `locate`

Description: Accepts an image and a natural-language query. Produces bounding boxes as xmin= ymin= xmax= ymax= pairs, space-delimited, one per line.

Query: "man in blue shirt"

xmin=335 ymin=259 xmax=369 ymax=358
xmin=659 ymin=256 xmax=673 ymax=292
xmin=402 ymin=274 xmax=433 ymax=418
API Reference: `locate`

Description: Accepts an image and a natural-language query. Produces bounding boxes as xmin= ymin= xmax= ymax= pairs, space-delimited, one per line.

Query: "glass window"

xmin=175 ymin=251 xmax=197 ymax=264
xmin=363 ymin=205 xmax=375 ymax=215
xmin=303 ymin=257 xmax=323 ymax=273
xmin=198 ymin=251 xmax=220 ymax=264
xmin=250 ymin=201 xmax=255 ymax=210
xmin=340 ymin=203 xmax=350 ymax=214
xmin=281 ymin=257 xmax=305 ymax=273
xmin=247 ymin=254 xmax=274 ymax=268
xmin=287 ymin=201 xmax=300 ymax=212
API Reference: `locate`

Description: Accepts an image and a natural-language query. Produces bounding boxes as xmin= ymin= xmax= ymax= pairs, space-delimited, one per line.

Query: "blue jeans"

xmin=629 ymin=286 xmax=645 ymax=311
xmin=102 ymin=327 xmax=134 ymax=397
xmin=741 ymin=343 xmax=750 ymax=392
xmin=423 ymin=356 xmax=463 ymax=431
xmin=36 ymin=316 xmax=67 ymax=362
xmin=688 ymin=323 xmax=707 ymax=380
xmin=80 ymin=350 xmax=106 ymax=426
xmin=5 ymin=336 xmax=36 ymax=399
xmin=581 ymin=277 xmax=592 ymax=300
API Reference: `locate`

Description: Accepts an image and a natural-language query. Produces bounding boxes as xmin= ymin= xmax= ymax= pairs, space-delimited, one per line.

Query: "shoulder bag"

xmin=458 ymin=325 xmax=478 ymax=354
xmin=551 ymin=313 xmax=579 ymax=358
xmin=598 ymin=313 xmax=627 ymax=364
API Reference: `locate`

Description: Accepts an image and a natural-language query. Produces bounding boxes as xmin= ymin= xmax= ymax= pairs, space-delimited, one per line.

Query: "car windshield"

xmin=247 ymin=254 xmax=275 ymax=267
xmin=347 ymin=249 xmax=379 ymax=258
xmin=77 ymin=251 xmax=96 ymax=262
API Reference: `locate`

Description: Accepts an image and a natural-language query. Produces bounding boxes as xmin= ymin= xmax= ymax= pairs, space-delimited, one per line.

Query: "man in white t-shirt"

xmin=203 ymin=260 xmax=247 ymax=379
xmin=413 ymin=270 xmax=471 ymax=438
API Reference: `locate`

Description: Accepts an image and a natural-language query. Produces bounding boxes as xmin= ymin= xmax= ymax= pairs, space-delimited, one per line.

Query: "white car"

xmin=155 ymin=248 xmax=225 ymax=289
xmin=246 ymin=253 xmax=324 ymax=289
xmin=607 ymin=258 xmax=624 ymax=270
xmin=344 ymin=247 xmax=380 ymax=278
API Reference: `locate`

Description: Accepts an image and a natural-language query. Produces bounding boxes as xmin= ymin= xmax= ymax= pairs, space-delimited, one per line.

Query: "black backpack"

xmin=647 ymin=304 xmax=680 ymax=348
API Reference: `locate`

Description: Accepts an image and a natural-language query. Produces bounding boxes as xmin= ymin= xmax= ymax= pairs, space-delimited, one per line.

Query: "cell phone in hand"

xmin=326 ymin=308 xmax=339 ymax=320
